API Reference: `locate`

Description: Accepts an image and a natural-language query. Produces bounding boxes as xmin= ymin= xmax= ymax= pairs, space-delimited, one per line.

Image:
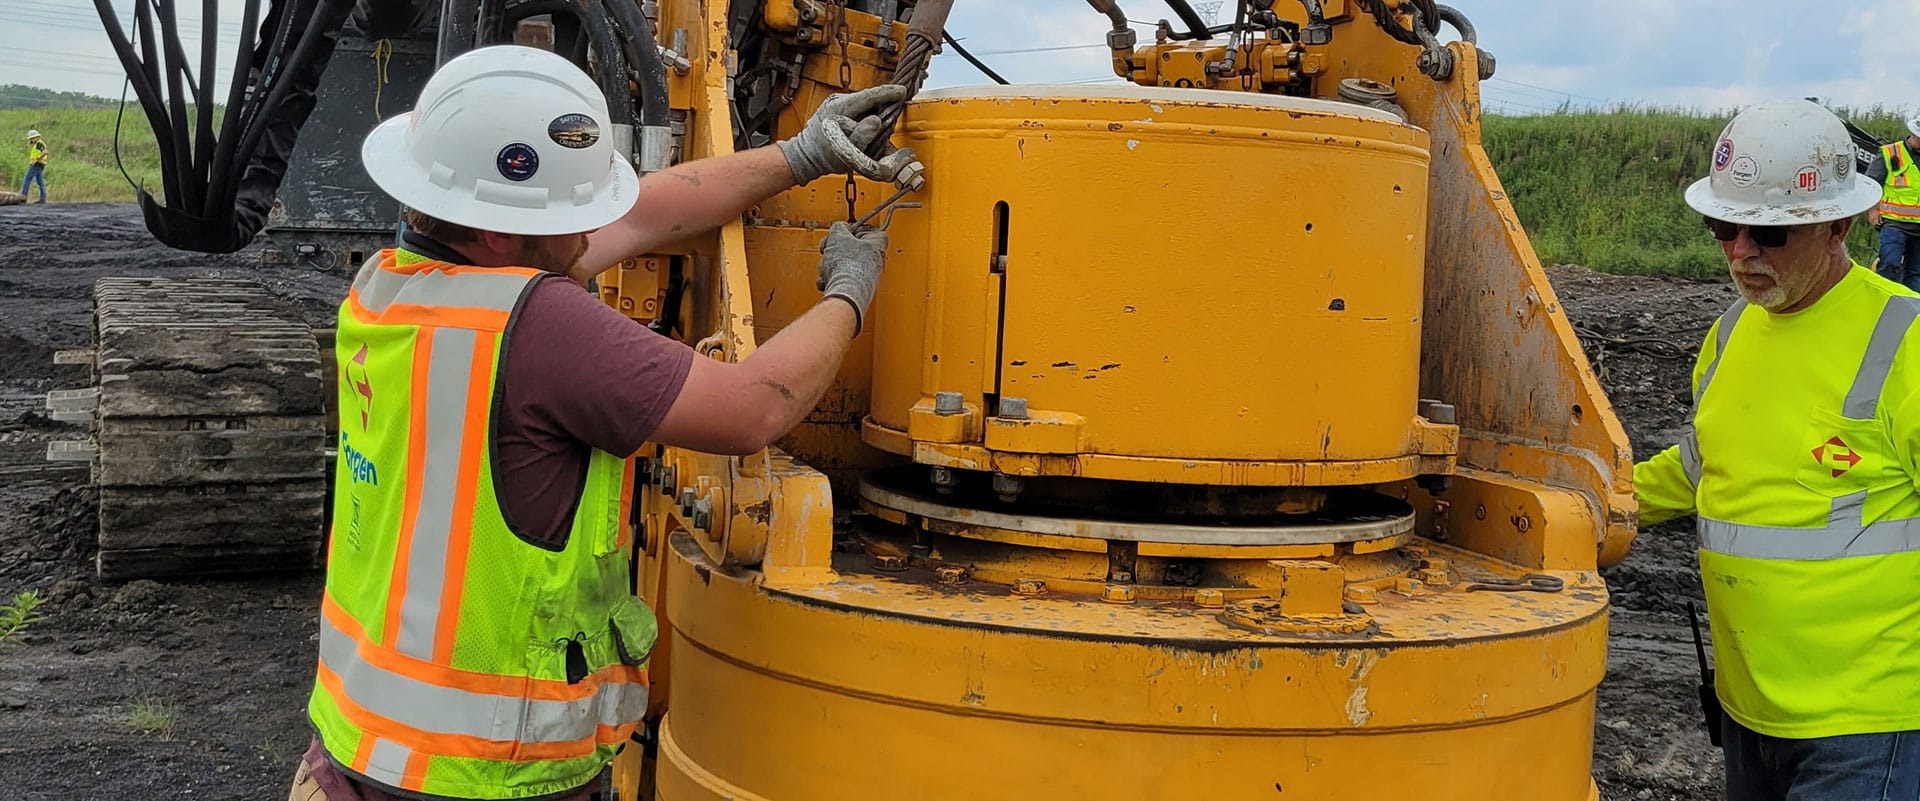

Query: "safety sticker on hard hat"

xmin=1729 ymin=155 xmax=1759 ymax=188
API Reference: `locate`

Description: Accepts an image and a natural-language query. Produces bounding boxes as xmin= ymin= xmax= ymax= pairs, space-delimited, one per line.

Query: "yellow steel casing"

xmin=653 ymin=531 xmax=1605 ymax=801
xmin=865 ymin=86 xmax=1449 ymax=486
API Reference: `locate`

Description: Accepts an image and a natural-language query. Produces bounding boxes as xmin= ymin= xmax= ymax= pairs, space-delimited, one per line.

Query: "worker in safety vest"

xmin=20 ymin=130 xmax=47 ymax=204
xmin=1636 ymin=97 xmax=1920 ymax=800
xmin=1867 ymin=113 xmax=1920 ymax=291
xmin=288 ymin=44 xmax=917 ymax=801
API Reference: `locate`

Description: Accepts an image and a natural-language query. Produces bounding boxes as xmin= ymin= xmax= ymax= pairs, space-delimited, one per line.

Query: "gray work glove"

xmin=778 ymin=84 xmax=923 ymax=187
xmin=817 ymin=221 xmax=888 ymax=334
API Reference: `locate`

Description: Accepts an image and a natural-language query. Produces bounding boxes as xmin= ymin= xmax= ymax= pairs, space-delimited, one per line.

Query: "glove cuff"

xmin=776 ymin=137 xmax=821 ymax=186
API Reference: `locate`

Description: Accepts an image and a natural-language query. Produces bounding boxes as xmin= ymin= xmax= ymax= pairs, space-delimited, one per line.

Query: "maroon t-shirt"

xmin=304 ymin=274 xmax=693 ymax=801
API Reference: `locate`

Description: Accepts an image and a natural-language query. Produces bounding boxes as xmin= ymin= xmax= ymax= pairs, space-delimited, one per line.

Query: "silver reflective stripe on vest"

xmin=1843 ymin=296 xmax=1920 ymax=418
xmin=1684 ymin=300 xmax=1748 ymax=487
xmin=361 ymin=737 xmax=413 ymax=789
xmin=1690 ymin=293 xmax=1920 ymax=559
xmin=355 ymin=260 xmax=536 ymax=315
xmin=1699 ymin=514 xmax=1920 ymax=560
xmin=392 ymin=327 xmax=478 ymax=660
xmin=322 ymin=615 xmax=650 ymax=744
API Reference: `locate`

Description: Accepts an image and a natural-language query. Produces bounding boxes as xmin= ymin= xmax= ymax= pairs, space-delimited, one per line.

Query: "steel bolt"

xmin=997 ymin=397 xmax=1029 ymax=420
xmin=1110 ymin=568 xmax=1135 ymax=584
xmin=934 ymin=391 xmax=964 ymax=415
xmin=679 ymin=488 xmax=696 ymax=517
xmin=1102 ymin=584 xmax=1137 ymax=604
xmin=1013 ymin=578 xmax=1046 ymax=596
xmin=935 ymin=565 xmax=969 ymax=585
xmin=874 ymin=554 xmax=907 ymax=572
xmin=1477 ymin=50 xmax=1497 ymax=80
xmin=1395 ymin=577 xmax=1425 ymax=595
xmin=1194 ymin=589 xmax=1225 ymax=608
xmin=992 ymin=473 xmax=1024 ymax=503
xmin=657 ymin=464 xmax=676 ymax=496
xmin=1345 ymin=585 xmax=1379 ymax=605
xmin=692 ymin=497 xmax=713 ymax=531
xmin=929 ymin=466 xmax=958 ymax=495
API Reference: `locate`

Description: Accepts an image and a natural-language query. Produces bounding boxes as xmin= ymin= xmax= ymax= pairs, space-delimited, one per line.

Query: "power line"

xmin=1487 ymin=77 xmax=1611 ymax=108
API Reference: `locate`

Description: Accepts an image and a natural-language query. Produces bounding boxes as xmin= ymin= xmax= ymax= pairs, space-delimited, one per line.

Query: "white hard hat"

xmin=1685 ymin=98 xmax=1881 ymax=226
xmin=360 ymin=44 xmax=637 ymax=236
xmin=1907 ymin=113 xmax=1920 ymax=139
xmin=25 ymin=130 xmax=39 ymax=139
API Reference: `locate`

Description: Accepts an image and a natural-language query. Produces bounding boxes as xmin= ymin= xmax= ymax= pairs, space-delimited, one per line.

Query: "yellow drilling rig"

xmin=66 ymin=0 xmax=1635 ymax=797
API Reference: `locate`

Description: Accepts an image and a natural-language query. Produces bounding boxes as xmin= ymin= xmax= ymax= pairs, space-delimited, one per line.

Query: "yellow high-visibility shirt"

xmin=1635 ymin=263 xmax=1920 ymax=738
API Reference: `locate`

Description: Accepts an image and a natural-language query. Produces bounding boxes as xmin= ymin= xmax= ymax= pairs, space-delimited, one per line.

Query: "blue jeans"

xmin=18 ymin=163 xmax=44 ymax=202
xmin=1878 ymin=225 xmax=1920 ymax=292
xmin=1721 ymin=715 xmax=1920 ymax=800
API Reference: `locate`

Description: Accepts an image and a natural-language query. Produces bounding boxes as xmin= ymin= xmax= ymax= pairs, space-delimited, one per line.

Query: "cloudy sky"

xmin=3 ymin=0 xmax=1915 ymax=116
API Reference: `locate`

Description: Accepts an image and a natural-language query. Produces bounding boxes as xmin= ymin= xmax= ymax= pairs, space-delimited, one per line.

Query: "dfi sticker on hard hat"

xmin=1796 ymin=166 xmax=1820 ymax=193
xmin=1729 ymin=155 xmax=1760 ymax=188
xmin=548 ymin=114 xmax=600 ymax=149
xmin=497 ymin=143 xmax=540 ymax=182
xmin=1715 ymin=139 xmax=1735 ymax=171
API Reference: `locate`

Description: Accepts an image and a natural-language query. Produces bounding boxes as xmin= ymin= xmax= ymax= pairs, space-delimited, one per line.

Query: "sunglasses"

xmin=1703 ymin=216 xmax=1793 ymax=248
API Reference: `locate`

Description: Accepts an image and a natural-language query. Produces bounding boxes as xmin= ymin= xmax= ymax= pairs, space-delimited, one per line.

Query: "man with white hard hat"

xmin=20 ymin=129 xmax=47 ymax=204
xmin=289 ymin=44 xmax=916 ymax=801
xmin=1866 ymin=113 xmax=1920 ymax=290
xmin=1634 ymin=97 xmax=1920 ymax=799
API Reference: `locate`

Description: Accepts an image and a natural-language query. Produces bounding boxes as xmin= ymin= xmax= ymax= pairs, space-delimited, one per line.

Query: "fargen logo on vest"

xmin=341 ymin=432 xmax=380 ymax=487
xmin=345 ymin=344 xmax=374 ymax=428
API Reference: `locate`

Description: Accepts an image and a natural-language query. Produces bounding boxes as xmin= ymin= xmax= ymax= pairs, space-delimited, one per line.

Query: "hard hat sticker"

xmin=1796 ymin=165 xmax=1820 ymax=193
xmin=1715 ymin=139 xmax=1735 ymax=171
xmin=1729 ymin=155 xmax=1760 ymax=188
xmin=1838 ymin=154 xmax=1853 ymax=180
xmin=497 ymin=143 xmax=540 ymax=182
xmin=548 ymin=114 xmax=601 ymax=149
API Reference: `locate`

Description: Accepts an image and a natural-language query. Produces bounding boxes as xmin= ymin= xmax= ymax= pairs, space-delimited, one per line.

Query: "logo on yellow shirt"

xmin=1811 ymin=436 xmax=1862 ymax=477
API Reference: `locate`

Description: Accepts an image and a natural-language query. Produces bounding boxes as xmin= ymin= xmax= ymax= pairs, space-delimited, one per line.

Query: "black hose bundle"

xmin=93 ymin=0 xmax=357 ymax=254
xmin=1361 ymin=0 xmax=1438 ymax=46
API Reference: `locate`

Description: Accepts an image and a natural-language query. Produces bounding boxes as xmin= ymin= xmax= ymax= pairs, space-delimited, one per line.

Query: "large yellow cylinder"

xmin=866 ymin=86 xmax=1439 ymax=486
xmin=653 ymin=532 xmax=1605 ymax=801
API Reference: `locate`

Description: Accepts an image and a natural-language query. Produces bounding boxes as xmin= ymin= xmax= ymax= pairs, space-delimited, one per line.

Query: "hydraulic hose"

xmin=1085 ymin=0 xmax=1129 ymax=33
xmin=941 ymin=31 xmax=1009 ymax=85
xmin=1161 ymin=0 xmax=1212 ymax=41
xmin=600 ymin=0 xmax=672 ymax=170
xmin=494 ymin=0 xmax=635 ymax=129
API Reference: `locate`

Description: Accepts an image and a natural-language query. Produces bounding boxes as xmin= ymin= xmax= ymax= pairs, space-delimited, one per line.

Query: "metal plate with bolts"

xmin=858 ymin=470 xmax=1415 ymax=547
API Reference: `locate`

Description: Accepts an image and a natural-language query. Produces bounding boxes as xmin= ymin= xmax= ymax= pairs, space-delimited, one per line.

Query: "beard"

xmin=1729 ymin=257 xmax=1793 ymax=310
xmin=515 ymin=234 xmax=587 ymax=275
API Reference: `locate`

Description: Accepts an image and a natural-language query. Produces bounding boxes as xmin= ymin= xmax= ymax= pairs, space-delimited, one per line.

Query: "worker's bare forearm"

xmin=577 ymin=147 xmax=797 ymax=279
xmin=737 ymin=299 xmax=860 ymax=444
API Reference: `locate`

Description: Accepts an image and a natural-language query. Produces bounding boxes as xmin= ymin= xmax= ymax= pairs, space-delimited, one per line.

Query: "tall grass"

xmin=0 ymin=85 xmax=1908 ymax=279
xmin=1484 ymin=104 xmax=1911 ymax=279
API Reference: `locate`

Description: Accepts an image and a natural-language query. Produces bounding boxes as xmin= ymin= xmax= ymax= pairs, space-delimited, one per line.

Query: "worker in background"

xmin=1867 ymin=114 xmax=1920 ymax=290
xmin=289 ymin=44 xmax=917 ymax=801
xmin=1635 ymin=98 xmax=1920 ymax=800
xmin=20 ymin=130 xmax=47 ymax=204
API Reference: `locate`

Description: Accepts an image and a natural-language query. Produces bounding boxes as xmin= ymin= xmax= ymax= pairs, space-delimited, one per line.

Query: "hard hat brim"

xmin=360 ymin=114 xmax=640 ymax=237
xmin=1685 ymin=173 xmax=1883 ymax=227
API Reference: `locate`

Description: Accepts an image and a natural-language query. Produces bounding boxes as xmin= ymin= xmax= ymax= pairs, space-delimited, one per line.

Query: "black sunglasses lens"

xmin=1703 ymin=217 xmax=1792 ymax=247
xmin=1749 ymin=226 xmax=1790 ymax=247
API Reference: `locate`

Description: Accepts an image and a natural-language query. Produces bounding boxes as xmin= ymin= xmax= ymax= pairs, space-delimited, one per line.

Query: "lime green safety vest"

xmin=309 ymin=248 xmax=656 ymax=799
xmin=26 ymin=140 xmax=45 ymax=166
xmin=1635 ymin=264 xmax=1920 ymax=739
xmin=1883 ymin=142 xmax=1920 ymax=223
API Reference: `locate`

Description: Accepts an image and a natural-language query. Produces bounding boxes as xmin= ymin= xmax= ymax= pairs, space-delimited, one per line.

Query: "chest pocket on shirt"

xmin=1794 ymin=407 xmax=1897 ymax=498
